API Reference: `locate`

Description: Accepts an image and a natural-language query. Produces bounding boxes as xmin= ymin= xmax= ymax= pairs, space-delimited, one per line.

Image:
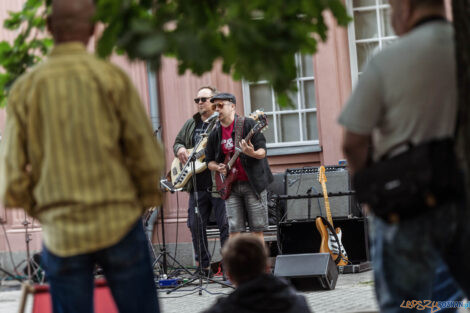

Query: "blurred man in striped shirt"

xmin=0 ymin=0 xmax=164 ymax=312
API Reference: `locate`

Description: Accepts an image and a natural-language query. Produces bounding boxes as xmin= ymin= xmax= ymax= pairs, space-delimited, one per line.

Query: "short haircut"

xmin=222 ymin=234 xmax=268 ymax=285
xmin=197 ymin=86 xmax=218 ymax=96
xmin=410 ymin=0 xmax=444 ymax=9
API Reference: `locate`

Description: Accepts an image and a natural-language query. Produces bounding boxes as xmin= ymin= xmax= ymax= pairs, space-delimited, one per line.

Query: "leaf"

xmin=136 ymin=33 xmax=166 ymax=57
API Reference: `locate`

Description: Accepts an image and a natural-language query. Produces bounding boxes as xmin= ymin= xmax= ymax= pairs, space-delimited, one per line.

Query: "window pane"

xmin=278 ymin=114 xmax=300 ymax=142
xmin=354 ymin=10 xmax=378 ymax=40
xmin=379 ymin=0 xmax=389 ymax=4
xmin=380 ymin=8 xmax=394 ymax=37
xmin=301 ymin=54 xmax=314 ymax=77
xmin=302 ymin=80 xmax=316 ymax=109
xmin=249 ymin=83 xmax=272 ymax=113
xmin=303 ymin=112 xmax=319 ymax=141
xmin=276 ymin=84 xmax=298 ymax=111
xmin=263 ymin=115 xmax=275 ymax=144
xmin=356 ymin=41 xmax=379 ymax=70
xmin=353 ymin=0 xmax=376 ymax=7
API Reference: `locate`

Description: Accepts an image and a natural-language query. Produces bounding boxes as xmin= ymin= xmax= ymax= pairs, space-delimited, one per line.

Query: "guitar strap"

xmin=234 ymin=115 xmax=245 ymax=152
xmin=318 ymin=216 xmax=345 ymax=265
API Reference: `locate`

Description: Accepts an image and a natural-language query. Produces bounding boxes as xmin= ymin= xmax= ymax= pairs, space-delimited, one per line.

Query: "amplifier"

xmin=278 ymin=217 xmax=370 ymax=264
xmin=285 ymin=166 xmax=353 ymax=220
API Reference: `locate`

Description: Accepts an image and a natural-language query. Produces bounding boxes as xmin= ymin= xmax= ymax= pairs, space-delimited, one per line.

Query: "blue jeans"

xmin=370 ymin=200 xmax=470 ymax=313
xmin=431 ymin=262 xmax=463 ymax=312
xmin=41 ymin=220 xmax=160 ymax=313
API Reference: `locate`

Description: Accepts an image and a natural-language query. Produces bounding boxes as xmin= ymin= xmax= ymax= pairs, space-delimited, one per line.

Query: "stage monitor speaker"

xmin=285 ymin=166 xmax=355 ymax=220
xmin=278 ymin=217 xmax=370 ymax=264
xmin=274 ymin=253 xmax=338 ymax=290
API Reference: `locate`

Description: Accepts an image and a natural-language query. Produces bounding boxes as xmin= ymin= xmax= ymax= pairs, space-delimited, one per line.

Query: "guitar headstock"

xmin=249 ymin=110 xmax=268 ymax=133
xmin=318 ymin=165 xmax=327 ymax=184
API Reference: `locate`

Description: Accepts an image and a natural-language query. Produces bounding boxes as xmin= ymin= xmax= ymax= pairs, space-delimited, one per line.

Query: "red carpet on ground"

xmin=31 ymin=279 xmax=118 ymax=313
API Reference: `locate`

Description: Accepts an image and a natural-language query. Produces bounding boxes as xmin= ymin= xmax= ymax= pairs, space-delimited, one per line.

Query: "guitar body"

xmin=170 ymin=138 xmax=208 ymax=188
xmin=215 ymin=155 xmax=238 ymax=200
xmin=315 ymin=217 xmax=348 ymax=266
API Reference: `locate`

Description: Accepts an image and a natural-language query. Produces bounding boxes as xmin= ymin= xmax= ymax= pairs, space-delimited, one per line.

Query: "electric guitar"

xmin=170 ymin=137 xmax=209 ymax=189
xmin=315 ymin=166 xmax=349 ymax=266
xmin=215 ymin=110 xmax=268 ymax=200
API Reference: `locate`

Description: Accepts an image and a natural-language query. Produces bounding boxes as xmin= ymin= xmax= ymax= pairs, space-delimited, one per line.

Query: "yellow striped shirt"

xmin=0 ymin=42 xmax=164 ymax=257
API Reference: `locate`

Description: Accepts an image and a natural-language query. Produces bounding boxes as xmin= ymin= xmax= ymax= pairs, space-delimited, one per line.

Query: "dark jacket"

xmin=205 ymin=115 xmax=274 ymax=195
xmin=203 ymin=274 xmax=312 ymax=313
xmin=172 ymin=113 xmax=218 ymax=195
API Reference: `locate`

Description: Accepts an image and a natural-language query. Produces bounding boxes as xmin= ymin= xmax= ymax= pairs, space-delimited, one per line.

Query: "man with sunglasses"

xmin=206 ymin=93 xmax=273 ymax=242
xmin=173 ymin=86 xmax=229 ymax=277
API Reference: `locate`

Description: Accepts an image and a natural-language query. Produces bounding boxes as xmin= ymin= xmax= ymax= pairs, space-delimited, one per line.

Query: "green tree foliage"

xmin=0 ymin=0 xmax=350 ymax=106
xmin=0 ymin=0 xmax=52 ymax=106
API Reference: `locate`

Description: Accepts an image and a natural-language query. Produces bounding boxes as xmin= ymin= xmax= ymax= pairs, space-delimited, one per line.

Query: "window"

xmin=242 ymin=54 xmax=319 ymax=155
xmin=347 ymin=0 xmax=397 ymax=86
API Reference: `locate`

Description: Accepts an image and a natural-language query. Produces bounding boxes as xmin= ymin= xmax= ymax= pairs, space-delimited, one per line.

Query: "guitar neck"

xmin=321 ymin=182 xmax=334 ymax=227
xmin=227 ymin=129 xmax=255 ymax=168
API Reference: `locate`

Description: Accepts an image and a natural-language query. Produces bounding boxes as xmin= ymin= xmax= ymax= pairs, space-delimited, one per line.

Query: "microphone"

xmin=204 ymin=112 xmax=219 ymax=123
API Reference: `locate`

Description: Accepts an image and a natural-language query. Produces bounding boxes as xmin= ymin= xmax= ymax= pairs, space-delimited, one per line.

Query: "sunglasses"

xmin=212 ymin=103 xmax=229 ymax=109
xmin=194 ymin=97 xmax=212 ymax=104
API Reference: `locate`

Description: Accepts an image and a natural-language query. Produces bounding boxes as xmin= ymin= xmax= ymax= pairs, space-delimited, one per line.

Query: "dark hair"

xmin=410 ymin=0 xmax=445 ymax=9
xmin=197 ymin=86 xmax=218 ymax=96
xmin=222 ymin=234 xmax=268 ymax=285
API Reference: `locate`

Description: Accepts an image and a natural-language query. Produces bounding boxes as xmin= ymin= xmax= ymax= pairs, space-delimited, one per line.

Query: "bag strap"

xmin=234 ymin=115 xmax=245 ymax=149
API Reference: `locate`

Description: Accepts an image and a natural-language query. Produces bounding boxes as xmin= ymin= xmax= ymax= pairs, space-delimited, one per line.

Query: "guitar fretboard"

xmin=318 ymin=166 xmax=334 ymax=227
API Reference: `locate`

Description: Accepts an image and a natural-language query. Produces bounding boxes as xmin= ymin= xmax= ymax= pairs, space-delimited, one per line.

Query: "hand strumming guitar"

xmin=208 ymin=161 xmax=227 ymax=176
xmin=177 ymin=147 xmax=189 ymax=164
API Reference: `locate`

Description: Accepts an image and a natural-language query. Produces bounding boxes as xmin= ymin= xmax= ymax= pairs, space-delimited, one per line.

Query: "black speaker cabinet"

xmin=274 ymin=253 xmax=339 ymax=290
xmin=285 ymin=166 xmax=356 ymax=220
xmin=267 ymin=172 xmax=286 ymax=225
xmin=278 ymin=217 xmax=370 ymax=264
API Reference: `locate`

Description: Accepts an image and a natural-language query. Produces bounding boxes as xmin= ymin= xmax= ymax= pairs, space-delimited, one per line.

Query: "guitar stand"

xmin=166 ymin=157 xmax=233 ymax=295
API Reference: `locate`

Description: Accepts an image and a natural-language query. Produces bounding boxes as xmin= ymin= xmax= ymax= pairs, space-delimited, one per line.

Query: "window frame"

xmin=242 ymin=53 xmax=320 ymax=154
xmin=347 ymin=0 xmax=396 ymax=86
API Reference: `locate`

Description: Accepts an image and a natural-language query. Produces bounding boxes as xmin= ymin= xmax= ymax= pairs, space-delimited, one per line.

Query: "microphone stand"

xmin=151 ymin=180 xmax=193 ymax=278
xmin=167 ymin=119 xmax=233 ymax=295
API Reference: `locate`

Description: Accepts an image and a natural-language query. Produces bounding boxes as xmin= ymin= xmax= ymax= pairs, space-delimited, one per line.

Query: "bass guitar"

xmin=170 ymin=136 xmax=209 ymax=189
xmin=315 ymin=166 xmax=349 ymax=266
xmin=215 ymin=110 xmax=268 ymax=200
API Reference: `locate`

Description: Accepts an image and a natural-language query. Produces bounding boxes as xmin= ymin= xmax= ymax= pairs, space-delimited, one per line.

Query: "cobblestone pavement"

xmin=1 ymin=271 xmax=378 ymax=313
xmin=159 ymin=271 xmax=378 ymax=313
xmin=2 ymin=270 xmax=469 ymax=313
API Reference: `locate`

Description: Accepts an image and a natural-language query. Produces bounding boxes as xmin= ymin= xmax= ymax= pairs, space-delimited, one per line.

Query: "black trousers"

xmin=188 ymin=190 xmax=229 ymax=268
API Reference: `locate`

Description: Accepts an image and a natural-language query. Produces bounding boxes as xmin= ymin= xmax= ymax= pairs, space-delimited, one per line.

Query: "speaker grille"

xmin=285 ymin=166 xmax=351 ymax=220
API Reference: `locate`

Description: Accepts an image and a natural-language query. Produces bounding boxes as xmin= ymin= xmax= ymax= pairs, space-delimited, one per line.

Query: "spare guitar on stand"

xmin=315 ymin=166 xmax=349 ymax=266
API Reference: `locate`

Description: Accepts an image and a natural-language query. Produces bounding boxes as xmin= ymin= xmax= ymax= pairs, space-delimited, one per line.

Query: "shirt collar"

xmin=49 ymin=42 xmax=88 ymax=57
xmin=411 ymin=15 xmax=447 ymax=31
